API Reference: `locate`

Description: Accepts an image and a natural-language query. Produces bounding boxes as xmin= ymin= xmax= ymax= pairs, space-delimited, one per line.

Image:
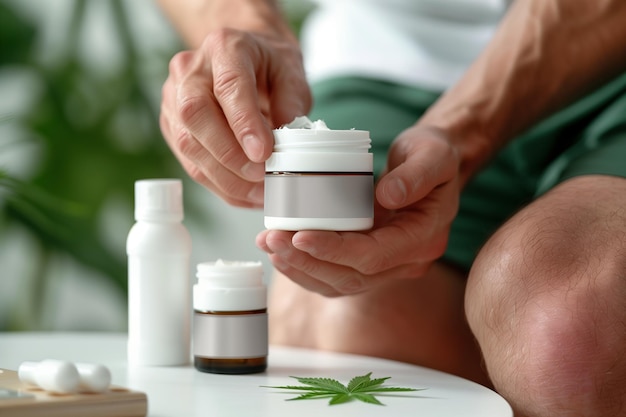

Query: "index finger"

xmin=208 ymin=30 xmax=275 ymax=163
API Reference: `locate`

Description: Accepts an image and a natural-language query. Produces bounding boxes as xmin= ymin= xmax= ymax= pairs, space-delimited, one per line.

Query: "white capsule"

xmin=75 ymin=363 xmax=111 ymax=392
xmin=18 ymin=359 xmax=80 ymax=394
xmin=17 ymin=361 xmax=39 ymax=386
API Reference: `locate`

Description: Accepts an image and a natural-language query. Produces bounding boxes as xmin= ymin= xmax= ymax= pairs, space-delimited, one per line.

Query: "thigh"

xmin=446 ymin=71 xmax=626 ymax=272
xmin=466 ymin=175 xmax=626 ymax=415
xmin=269 ymin=261 xmax=490 ymax=386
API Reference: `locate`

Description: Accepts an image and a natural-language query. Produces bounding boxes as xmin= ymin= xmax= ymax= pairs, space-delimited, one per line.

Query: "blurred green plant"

xmin=0 ymin=0 xmax=188 ymax=330
xmin=0 ymin=0 xmax=313 ymax=331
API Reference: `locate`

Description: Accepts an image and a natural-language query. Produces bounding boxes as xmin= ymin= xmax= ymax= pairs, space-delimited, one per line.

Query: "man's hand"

xmin=256 ymin=126 xmax=461 ymax=296
xmin=160 ymin=29 xmax=312 ymax=208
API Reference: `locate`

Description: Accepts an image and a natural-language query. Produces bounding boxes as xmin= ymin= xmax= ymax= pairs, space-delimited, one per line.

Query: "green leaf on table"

xmin=351 ymin=393 xmax=384 ymax=405
xmin=263 ymin=372 xmax=423 ymax=406
xmin=291 ymin=376 xmax=349 ymax=393
xmin=348 ymin=372 xmax=390 ymax=391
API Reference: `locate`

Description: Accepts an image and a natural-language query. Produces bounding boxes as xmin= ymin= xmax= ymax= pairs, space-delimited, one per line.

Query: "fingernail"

xmin=243 ymin=135 xmax=265 ymax=162
xmin=385 ymin=177 xmax=407 ymax=206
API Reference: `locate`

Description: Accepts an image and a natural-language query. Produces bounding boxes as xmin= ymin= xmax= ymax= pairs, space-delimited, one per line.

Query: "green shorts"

xmin=308 ymin=74 xmax=626 ymax=271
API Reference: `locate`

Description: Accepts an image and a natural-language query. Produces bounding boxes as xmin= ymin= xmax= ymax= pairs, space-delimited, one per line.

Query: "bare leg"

xmin=269 ymin=261 xmax=490 ymax=386
xmin=466 ymin=175 xmax=626 ymax=417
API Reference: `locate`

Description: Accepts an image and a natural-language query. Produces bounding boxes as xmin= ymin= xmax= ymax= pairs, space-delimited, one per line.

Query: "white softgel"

xmin=18 ymin=360 xmax=111 ymax=393
xmin=75 ymin=363 xmax=112 ymax=392
xmin=19 ymin=360 xmax=80 ymax=394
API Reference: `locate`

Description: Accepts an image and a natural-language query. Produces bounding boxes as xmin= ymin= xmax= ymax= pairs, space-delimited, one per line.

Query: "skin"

xmin=159 ymin=0 xmax=310 ymax=207
xmin=465 ymin=175 xmax=626 ymax=415
xmin=158 ymin=0 xmax=626 ymax=415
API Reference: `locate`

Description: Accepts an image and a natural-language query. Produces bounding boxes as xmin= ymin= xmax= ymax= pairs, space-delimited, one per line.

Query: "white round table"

xmin=0 ymin=332 xmax=512 ymax=416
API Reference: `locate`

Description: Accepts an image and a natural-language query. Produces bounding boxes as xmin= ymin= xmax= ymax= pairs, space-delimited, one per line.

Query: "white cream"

xmin=280 ymin=116 xmax=330 ymax=130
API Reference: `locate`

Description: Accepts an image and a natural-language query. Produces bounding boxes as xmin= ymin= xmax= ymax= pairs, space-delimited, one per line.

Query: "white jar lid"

xmin=269 ymin=119 xmax=373 ymax=172
xmin=266 ymin=151 xmax=373 ymax=172
xmin=193 ymin=260 xmax=266 ymax=311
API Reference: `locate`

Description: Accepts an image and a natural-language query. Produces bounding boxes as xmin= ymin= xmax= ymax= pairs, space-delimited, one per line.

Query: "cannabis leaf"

xmin=263 ymin=372 xmax=423 ymax=405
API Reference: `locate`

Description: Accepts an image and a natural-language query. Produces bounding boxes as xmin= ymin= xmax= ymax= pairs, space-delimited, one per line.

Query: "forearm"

xmin=157 ymin=0 xmax=297 ymax=48
xmin=420 ymin=0 xmax=626 ymax=185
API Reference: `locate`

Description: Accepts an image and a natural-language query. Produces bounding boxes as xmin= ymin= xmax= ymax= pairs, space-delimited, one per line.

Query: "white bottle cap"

xmin=75 ymin=363 xmax=111 ymax=393
xmin=134 ymin=179 xmax=184 ymax=222
xmin=18 ymin=360 xmax=80 ymax=394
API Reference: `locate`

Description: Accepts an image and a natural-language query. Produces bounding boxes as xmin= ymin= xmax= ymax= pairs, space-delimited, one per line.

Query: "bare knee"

xmin=483 ymin=287 xmax=626 ymax=416
xmin=466 ymin=177 xmax=626 ymax=416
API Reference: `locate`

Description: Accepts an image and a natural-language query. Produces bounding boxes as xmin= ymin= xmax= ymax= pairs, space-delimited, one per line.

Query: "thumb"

xmin=376 ymin=128 xmax=458 ymax=209
xmin=376 ymin=164 xmax=424 ymax=210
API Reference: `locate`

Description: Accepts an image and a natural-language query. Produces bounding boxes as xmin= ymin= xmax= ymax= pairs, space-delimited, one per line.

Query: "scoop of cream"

xmin=281 ymin=116 xmax=330 ymax=130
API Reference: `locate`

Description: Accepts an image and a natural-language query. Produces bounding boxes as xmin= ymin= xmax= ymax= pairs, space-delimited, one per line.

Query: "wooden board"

xmin=0 ymin=369 xmax=147 ymax=417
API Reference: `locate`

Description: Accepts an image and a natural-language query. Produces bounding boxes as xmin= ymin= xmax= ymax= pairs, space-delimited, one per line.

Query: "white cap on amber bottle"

xmin=193 ymin=260 xmax=266 ymax=312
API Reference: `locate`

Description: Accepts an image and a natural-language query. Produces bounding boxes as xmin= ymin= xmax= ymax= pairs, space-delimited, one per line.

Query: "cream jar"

xmin=264 ymin=117 xmax=374 ymax=231
xmin=193 ymin=260 xmax=267 ymax=374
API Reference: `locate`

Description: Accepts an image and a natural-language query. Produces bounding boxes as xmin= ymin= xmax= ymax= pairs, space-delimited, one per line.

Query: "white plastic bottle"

xmin=127 ymin=179 xmax=192 ymax=366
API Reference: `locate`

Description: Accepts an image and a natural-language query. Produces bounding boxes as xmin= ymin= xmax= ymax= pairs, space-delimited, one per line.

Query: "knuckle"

xmin=217 ymin=143 xmax=243 ymax=168
xmin=203 ymin=27 xmax=232 ymax=48
xmin=208 ymin=31 xmax=255 ymax=101
xmin=213 ymin=67 xmax=245 ymax=101
xmin=168 ymin=50 xmax=194 ymax=75
xmin=178 ymin=94 xmax=209 ymax=127
xmin=204 ymin=27 xmax=250 ymax=52
xmin=176 ymin=129 xmax=200 ymax=158
xmin=186 ymin=165 xmax=206 ymax=184
xmin=230 ymin=108 xmax=257 ymax=137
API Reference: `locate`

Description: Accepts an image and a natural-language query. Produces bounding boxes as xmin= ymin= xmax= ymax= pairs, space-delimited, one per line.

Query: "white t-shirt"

xmin=301 ymin=0 xmax=511 ymax=91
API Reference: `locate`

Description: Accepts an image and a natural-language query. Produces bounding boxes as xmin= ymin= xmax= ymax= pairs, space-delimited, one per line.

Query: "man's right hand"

xmin=159 ymin=28 xmax=311 ymax=208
